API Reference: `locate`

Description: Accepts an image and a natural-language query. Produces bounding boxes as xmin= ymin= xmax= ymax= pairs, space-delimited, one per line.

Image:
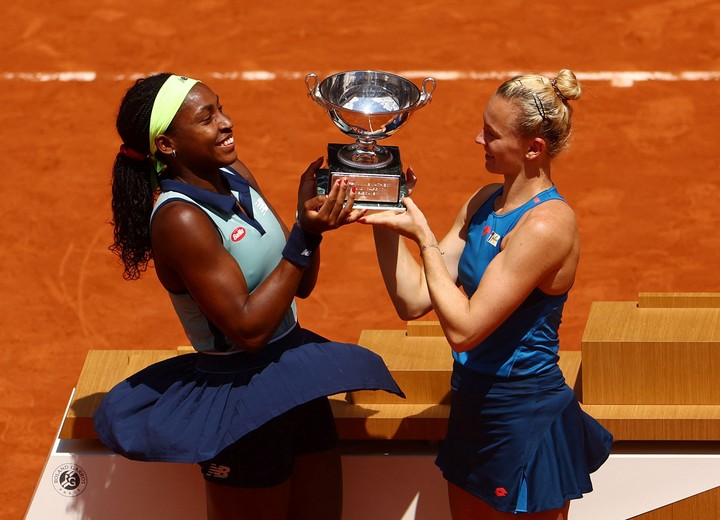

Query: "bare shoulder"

xmin=151 ymin=200 xmax=220 ymax=254
xmin=516 ymin=199 xmax=578 ymax=252
xmin=150 ymin=201 xmax=225 ymax=290
xmin=153 ymin=199 xmax=213 ymax=229
xmin=528 ymin=198 xmax=577 ymax=228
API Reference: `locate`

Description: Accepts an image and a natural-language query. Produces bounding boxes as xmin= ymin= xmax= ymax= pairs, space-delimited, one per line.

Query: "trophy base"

xmin=336 ymin=143 xmax=393 ymax=170
xmin=316 ymin=143 xmax=407 ymax=212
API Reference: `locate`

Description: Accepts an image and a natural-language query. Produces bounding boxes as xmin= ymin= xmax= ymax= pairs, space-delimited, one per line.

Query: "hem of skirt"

xmin=588 ymin=436 xmax=614 ymax=473
xmin=94 ymin=341 xmax=404 ymax=463
xmin=439 ymin=469 xmax=592 ymax=514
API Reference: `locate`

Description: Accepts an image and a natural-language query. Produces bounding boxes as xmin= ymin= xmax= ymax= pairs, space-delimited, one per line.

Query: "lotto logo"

xmin=495 ymin=487 xmax=508 ymax=497
xmin=205 ymin=464 xmax=231 ymax=479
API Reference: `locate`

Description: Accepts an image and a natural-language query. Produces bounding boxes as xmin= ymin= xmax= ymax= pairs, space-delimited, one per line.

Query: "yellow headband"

xmin=149 ymin=75 xmax=201 ymax=173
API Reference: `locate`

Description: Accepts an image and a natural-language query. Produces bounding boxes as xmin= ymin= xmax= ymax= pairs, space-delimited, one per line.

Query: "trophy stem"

xmin=337 ymin=139 xmax=393 ymax=170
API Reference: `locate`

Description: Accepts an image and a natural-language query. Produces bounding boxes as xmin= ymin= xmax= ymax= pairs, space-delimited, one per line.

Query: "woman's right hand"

xmin=296 ymin=158 xmax=367 ymax=234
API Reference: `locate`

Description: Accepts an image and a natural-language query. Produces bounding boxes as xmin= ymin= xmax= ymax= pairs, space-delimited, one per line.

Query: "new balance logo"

xmin=205 ymin=464 xmax=231 ymax=479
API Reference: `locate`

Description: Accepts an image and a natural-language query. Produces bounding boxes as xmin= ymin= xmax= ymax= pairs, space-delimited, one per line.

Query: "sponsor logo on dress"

xmin=231 ymin=227 xmax=246 ymax=242
xmin=254 ymin=198 xmax=270 ymax=216
xmin=495 ymin=487 xmax=508 ymax=497
xmin=487 ymin=231 xmax=501 ymax=247
xmin=205 ymin=464 xmax=231 ymax=479
xmin=52 ymin=463 xmax=87 ymax=497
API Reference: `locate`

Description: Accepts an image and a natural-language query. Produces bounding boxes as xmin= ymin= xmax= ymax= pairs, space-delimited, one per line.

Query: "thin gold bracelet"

xmin=420 ymin=242 xmax=444 ymax=255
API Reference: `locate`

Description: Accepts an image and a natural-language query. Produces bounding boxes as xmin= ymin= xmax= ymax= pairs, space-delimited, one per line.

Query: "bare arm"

xmin=229 ymin=158 xmax=328 ymax=298
xmin=153 ymin=159 xmax=363 ymax=353
xmin=361 ymin=188 xmax=577 ymax=352
xmin=361 ymin=184 xmax=496 ymax=320
xmin=368 ymin=204 xmax=467 ymax=320
xmin=152 ymin=203 xmax=304 ymax=352
xmin=423 ymin=200 xmax=578 ymax=351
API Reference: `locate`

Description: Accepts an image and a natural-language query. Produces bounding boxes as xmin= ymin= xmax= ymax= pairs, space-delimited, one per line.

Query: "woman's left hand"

xmin=358 ymin=196 xmax=434 ymax=245
xmin=404 ymin=166 xmax=417 ymax=196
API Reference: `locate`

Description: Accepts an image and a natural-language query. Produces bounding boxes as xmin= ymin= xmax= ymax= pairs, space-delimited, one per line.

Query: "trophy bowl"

xmin=306 ymin=70 xmax=436 ymax=169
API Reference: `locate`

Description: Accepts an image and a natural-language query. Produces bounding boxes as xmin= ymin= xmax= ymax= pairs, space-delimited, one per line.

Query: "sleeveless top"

xmin=151 ymin=166 xmax=297 ymax=352
xmin=455 ymin=185 xmax=568 ymax=378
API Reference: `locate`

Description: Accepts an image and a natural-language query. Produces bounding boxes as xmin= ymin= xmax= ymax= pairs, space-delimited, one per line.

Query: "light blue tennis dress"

xmin=94 ymin=167 xmax=404 ymax=464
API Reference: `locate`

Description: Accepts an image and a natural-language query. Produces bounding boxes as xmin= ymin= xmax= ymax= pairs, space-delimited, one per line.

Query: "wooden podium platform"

xmin=58 ymin=324 xmax=578 ymax=442
xmin=581 ymin=292 xmax=720 ymax=441
xmin=60 ymin=292 xmax=720 ymax=444
xmin=46 ymin=292 xmax=720 ymax=519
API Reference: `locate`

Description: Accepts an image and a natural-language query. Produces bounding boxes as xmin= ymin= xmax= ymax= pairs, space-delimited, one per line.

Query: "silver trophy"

xmin=306 ymin=70 xmax=436 ymax=211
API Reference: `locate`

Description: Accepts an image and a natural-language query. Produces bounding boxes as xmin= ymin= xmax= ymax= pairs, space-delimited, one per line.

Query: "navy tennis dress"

xmin=94 ymin=167 xmax=404 ymax=464
xmin=435 ymin=186 xmax=613 ymax=513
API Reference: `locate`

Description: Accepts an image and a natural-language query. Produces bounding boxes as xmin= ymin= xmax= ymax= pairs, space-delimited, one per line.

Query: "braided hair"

xmin=109 ymin=73 xmax=172 ymax=280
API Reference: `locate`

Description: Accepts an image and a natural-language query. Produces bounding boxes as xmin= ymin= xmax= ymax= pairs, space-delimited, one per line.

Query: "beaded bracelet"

xmin=282 ymin=224 xmax=322 ymax=268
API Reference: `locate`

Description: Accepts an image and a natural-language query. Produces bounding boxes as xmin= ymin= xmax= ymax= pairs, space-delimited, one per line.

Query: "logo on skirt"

xmin=206 ymin=464 xmax=231 ymax=479
xmin=495 ymin=487 xmax=508 ymax=497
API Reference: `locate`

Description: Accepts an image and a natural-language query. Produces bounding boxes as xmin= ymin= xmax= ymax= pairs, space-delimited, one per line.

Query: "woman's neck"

xmin=171 ymin=167 xmax=229 ymax=195
xmin=496 ymin=169 xmax=553 ymax=214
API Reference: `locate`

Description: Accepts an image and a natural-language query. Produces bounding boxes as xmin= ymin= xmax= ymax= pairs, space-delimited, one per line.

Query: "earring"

xmin=171 ymin=149 xmax=176 ymax=158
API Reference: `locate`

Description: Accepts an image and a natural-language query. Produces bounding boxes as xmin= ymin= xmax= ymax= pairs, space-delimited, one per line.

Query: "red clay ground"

xmin=2 ymin=1 xmax=720 ymax=517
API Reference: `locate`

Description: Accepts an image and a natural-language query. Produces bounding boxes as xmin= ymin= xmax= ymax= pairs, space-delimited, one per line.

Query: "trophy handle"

xmin=417 ymin=77 xmax=437 ymax=108
xmin=305 ymin=73 xmax=328 ymax=108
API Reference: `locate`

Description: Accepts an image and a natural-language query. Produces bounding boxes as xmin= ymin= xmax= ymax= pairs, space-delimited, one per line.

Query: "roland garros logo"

xmin=52 ymin=463 xmax=87 ymax=497
xmin=231 ymin=226 xmax=246 ymax=242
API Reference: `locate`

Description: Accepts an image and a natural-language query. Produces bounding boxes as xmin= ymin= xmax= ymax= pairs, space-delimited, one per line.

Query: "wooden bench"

xmin=580 ymin=292 xmax=720 ymax=440
xmin=60 ymin=322 xmax=579 ymax=441
xmin=57 ymin=293 xmax=720 ymax=518
xmin=61 ymin=292 xmax=720 ymax=442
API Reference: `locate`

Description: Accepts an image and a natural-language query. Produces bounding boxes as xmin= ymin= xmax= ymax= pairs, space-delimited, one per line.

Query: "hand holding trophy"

xmin=306 ymin=70 xmax=436 ymax=212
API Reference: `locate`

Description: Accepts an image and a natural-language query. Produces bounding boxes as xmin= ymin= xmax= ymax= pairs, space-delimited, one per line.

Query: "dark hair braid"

xmin=109 ymin=73 xmax=172 ymax=280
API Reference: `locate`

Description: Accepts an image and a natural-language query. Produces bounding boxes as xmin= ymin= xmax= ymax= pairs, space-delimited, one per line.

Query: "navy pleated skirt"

xmin=94 ymin=324 xmax=404 ymax=463
xmin=436 ymin=362 xmax=613 ymax=514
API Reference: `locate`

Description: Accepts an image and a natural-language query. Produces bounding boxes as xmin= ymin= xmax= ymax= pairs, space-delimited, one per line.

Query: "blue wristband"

xmin=282 ymin=224 xmax=322 ymax=268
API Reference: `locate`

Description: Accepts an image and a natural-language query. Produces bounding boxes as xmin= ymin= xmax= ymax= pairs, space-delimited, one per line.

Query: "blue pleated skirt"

xmin=436 ymin=362 xmax=612 ymax=514
xmin=94 ymin=324 xmax=404 ymax=463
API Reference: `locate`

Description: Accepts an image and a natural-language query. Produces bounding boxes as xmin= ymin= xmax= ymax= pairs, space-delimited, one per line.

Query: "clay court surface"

xmin=2 ymin=1 xmax=719 ymax=517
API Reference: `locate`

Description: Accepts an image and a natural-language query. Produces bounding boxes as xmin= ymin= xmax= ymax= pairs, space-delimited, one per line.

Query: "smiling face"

xmin=475 ymin=94 xmax=533 ymax=176
xmin=161 ymin=83 xmax=237 ymax=172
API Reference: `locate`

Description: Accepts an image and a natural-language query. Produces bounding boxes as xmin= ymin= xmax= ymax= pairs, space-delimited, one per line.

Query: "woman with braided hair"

xmin=95 ymin=73 xmax=403 ymax=520
xmin=361 ymin=69 xmax=612 ymax=519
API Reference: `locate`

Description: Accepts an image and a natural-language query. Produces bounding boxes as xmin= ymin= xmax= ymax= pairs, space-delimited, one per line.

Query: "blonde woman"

xmin=361 ymin=70 xmax=612 ymax=519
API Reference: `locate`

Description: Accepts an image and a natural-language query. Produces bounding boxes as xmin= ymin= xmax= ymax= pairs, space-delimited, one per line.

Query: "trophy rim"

xmin=317 ymin=69 xmax=422 ymax=116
